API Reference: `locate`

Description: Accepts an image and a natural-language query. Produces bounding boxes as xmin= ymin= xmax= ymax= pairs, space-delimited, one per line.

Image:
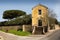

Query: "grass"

xmin=8 ymin=30 xmax=31 ymax=36
xmin=0 ymin=29 xmax=31 ymax=36
xmin=1 ymin=30 xmax=6 ymax=32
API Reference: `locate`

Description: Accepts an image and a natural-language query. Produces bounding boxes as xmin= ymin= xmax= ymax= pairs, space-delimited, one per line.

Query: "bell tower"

xmin=32 ymin=4 xmax=48 ymax=34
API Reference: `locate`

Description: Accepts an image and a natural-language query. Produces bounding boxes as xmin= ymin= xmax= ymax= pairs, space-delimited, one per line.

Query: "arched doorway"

xmin=38 ymin=20 xmax=42 ymax=26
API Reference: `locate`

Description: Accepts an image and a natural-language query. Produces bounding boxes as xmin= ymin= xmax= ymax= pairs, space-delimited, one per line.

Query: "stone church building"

xmin=32 ymin=4 xmax=49 ymax=34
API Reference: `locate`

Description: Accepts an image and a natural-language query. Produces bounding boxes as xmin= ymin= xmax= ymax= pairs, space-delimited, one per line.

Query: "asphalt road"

xmin=40 ymin=29 xmax=60 ymax=40
xmin=47 ymin=29 xmax=60 ymax=40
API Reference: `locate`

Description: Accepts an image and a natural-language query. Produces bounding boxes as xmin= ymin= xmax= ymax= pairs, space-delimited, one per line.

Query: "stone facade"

xmin=32 ymin=4 xmax=48 ymax=34
xmin=32 ymin=4 xmax=48 ymax=27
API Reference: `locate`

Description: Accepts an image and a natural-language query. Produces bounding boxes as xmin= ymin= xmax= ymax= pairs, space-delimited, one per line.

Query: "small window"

xmin=38 ymin=10 xmax=41 ymax=15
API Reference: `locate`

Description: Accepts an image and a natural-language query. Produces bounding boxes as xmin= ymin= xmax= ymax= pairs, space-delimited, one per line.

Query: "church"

xmin=32 ymin=4 xmax=49 ymax=34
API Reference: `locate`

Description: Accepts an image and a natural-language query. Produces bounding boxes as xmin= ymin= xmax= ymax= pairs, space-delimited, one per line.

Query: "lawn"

xmin=8 ymin=30 xmax=31 ymax=36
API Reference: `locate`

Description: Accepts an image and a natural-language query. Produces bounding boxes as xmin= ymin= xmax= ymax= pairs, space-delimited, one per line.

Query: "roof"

xmin=32 ymin=4 xmax=48 ymax=10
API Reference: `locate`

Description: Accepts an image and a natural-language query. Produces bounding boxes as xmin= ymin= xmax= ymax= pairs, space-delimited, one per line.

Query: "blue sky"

xmin=0 ymin=0 xmax=60 ymax=21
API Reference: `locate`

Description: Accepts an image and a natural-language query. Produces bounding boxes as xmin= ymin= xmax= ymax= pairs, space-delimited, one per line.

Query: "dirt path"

xmin=0 ymin=31 xmax=45 ymax=40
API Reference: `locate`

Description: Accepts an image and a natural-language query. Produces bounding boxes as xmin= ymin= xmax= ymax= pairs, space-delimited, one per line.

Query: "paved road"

xmin=47 ymin=29 xmax=60 ymax=40
xmin=0 ymin=29 xmax=60 ymax=40
xmin=40 ymin=29 xmax=60 ymax=40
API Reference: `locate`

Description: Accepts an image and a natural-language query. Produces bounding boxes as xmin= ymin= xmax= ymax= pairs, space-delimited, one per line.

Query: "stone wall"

xmin=23 ymin=25 xmax=32 ymax=32
xmin=0 ymin=26 xmax=22 ymax=32
xmin=55 ymin=24 xmax=60 ymax=30
xmin=0 ymin=25 xmax=32 ymax=32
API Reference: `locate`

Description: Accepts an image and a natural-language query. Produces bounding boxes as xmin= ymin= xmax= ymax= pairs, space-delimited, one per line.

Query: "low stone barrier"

xmin=0 ymin=25 xmax=32 ymax=32
xmin=0 ymin=26 xmax=22 ymax=32
xmin=23 ymin=25 xmax=32 ymax=32
xmin=55 ymin=24 xmax=60 ymax=30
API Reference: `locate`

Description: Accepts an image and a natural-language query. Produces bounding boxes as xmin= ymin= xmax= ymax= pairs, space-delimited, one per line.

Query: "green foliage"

xmin=3 ymin=10 xmax=26 ymax=19
xmin=21 ymin=14 xmax=32 ymax=25
xmin=0 ymin=21 xmax=7 ymax=26
xmin=58 ymin=22 xmax=60 ymax=26
xmin=55 ymin=19 xmax=58 ymax=24
xmin=4 ymin=14 xmax=31 ymax=26
xmin=0 ymin=14 xmax=32 ymax=26
xmin=8 ymin=30 xmax=31 ymax=36
xmin=0 ymin=9 xmax=32 ymax=26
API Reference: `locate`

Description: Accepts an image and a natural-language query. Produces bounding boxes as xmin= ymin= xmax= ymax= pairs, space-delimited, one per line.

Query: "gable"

xmin=32 ymin=4 xmax=48 ymax=10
